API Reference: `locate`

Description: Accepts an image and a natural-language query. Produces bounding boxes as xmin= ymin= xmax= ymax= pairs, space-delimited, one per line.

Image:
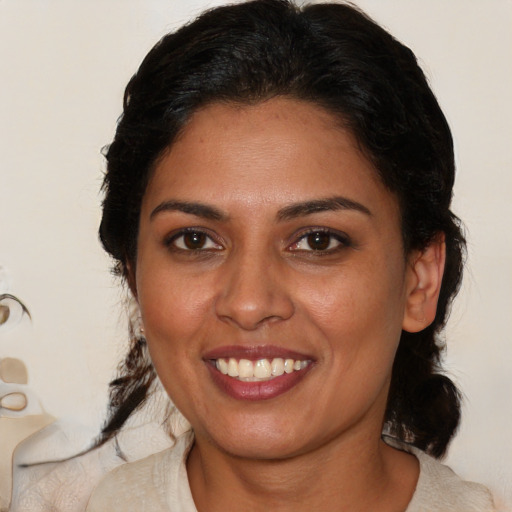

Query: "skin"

xmin=133 ymin=97 xmax=445 ymax=511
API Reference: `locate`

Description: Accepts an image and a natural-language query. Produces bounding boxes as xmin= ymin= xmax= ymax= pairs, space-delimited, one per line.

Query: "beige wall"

xmin=1 ymin=0 xmax=511 ymax=507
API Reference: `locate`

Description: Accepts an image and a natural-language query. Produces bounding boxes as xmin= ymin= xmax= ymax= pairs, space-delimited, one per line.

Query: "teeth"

xmin=215 ymin=357 xmax=310 ymax=381
xmin=238 ymin=359 xmax=254 ymax=379
xmin=271 ymin=358 xmax=284 ymax=376
xmin=227 ymin=358 xmax=239 ymax=377
xmin=217 ymin=358 xmax=228 ymax=375
xmin=254 ymin=359 xmax=271 ymax=379
xmin=284 ymin=359 xmax=294 ymax=374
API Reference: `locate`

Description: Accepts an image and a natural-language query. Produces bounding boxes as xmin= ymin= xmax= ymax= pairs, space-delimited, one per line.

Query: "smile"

xmin=204 ymin=346 xmax=315 ymax=400
xmin=214 ymin=357 xmax=311 ymax=381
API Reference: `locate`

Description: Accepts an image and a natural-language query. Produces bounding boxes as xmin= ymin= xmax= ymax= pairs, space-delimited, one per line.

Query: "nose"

xmin=215 ymin=249 xmax=294 ymax=331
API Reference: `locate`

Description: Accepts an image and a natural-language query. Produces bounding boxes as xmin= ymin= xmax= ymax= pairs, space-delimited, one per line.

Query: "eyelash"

xmin=164 ymin=227 xmax=352 ymax=256
xmin=288 ymin=228 xmax=352 ymax=255
xmin=164 ymin=228 xmax=223 ymax=253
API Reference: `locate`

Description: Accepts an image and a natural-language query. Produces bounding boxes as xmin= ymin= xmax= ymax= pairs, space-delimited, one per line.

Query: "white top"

xmin=86 ymin=433 xmax=496 ymax=512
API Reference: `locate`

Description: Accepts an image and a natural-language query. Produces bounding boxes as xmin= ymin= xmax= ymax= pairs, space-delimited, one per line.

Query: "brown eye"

xmin=169 ymin=230 xmax=223 ymax=252
xmin=288 ymin=229 xmax=351 ymax=254
xmin=183 ymin=231 xmax=207 ymax=249
xmin=306 ymin=232 xmax=331 ymax=251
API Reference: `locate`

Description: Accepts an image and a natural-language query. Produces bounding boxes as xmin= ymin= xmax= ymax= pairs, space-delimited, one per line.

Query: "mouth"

xmin=213 ymin=357 xmax=310 ymax=382
xmin=203 ymin=346 xmax=315 ymax=401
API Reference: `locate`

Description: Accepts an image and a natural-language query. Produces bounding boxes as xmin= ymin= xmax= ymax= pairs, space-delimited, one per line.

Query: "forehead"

xmin=143 ymin=97 xmax=398 ymax=221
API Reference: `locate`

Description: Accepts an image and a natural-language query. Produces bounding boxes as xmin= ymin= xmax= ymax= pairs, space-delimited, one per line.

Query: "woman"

xmin=84 ymin=0 xmax=495 ymax=510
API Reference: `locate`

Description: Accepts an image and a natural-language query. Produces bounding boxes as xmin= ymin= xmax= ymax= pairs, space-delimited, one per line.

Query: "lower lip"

xmin=205 ymin=362 xmax=313 ymax=401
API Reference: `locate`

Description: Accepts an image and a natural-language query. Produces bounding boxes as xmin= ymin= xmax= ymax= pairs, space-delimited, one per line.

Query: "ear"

xmin=402 ymin=234 xmax=446 ymax=333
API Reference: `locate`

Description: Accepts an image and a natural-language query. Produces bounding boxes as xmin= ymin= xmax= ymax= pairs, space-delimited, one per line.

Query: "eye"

xmin=167 ymin=229 xmax=223 ymax=252
xmin=289 ymin=229 xmax=350 ymax=253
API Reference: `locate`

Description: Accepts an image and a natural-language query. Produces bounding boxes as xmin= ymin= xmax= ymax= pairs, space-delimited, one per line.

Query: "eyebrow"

xmin=150 ymin=196 xmax=372 ymax=223
xmin=276 ymin=196 xmax=372 ymax=221
xmin=150 ymin=200 xmax=226 ymax=221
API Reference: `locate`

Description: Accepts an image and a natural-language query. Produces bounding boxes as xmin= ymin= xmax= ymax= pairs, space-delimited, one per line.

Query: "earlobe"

xmin=402 ymin=234 xmax=446 ymax=333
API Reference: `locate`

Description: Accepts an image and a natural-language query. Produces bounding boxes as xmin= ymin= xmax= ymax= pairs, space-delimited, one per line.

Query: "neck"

xmin=187 ymin=426 xmax=418 ymax=512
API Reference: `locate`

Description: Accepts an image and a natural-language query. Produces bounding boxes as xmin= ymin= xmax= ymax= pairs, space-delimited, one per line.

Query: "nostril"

xmin=216 ymin=299 xmax=295 ymax=331
xmin=214 ymin=257 xmax=295 ymax=329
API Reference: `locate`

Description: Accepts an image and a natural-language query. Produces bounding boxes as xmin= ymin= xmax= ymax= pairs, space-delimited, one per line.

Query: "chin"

xmin=218 ymin=435 xmax=304 ymax=461
xmin=195 ymin=412 xmax=318 ymax=461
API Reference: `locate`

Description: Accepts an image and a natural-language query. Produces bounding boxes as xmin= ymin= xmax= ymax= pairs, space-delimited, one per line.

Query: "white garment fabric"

xmin=86 ymin=433 xmax=496 ymax=512
xmin=387 ymin=438 xmax=496 ymax=512
xmin=86 ymin=432 xmax=195 ymax=512
xmin=9 ymin=420 xmax=173 ymax=512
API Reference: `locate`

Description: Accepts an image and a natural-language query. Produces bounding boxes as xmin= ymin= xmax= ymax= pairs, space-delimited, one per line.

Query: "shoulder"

xmin=85 ymin=449 xmax=170 ymax=511
xmin=412 ymin=454 xmax=495 ymax=511
xmin=384 ymin=437 xmax=496 ymax=512
xmin=86 ymin=432 xmax=195 ymax=512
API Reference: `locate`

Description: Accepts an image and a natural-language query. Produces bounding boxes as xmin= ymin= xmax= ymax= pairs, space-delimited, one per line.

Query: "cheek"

xmin=296 ymin=257 xmax=406 ymax=358
xmin=136 ymin=271 xmax=214 ymax=412
xmin=137 ymin=265 xmax=216 ymax=355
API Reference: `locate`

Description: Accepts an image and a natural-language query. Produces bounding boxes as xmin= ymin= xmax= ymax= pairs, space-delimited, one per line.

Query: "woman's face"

xmin=135 ymin=98 xmax=418 ymax=459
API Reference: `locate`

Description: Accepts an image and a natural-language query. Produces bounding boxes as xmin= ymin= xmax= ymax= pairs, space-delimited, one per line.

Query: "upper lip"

xmin=203 ymin=344 xmax=314 ymax=361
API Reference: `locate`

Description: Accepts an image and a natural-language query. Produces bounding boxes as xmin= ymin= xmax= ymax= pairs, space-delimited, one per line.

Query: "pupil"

xmin=307 ymin=232 xmax=330 ymax=250
xmin=184 ymin=232 xmax=206 ymax=249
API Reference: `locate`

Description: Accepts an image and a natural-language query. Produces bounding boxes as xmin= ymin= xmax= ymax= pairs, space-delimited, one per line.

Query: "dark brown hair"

xmin=98 ymin=0 xmax=464 ymax=458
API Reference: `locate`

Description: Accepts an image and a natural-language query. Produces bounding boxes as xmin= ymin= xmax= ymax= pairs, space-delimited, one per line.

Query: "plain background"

xmin=1 ymin=0 xmax=511 ymax=508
